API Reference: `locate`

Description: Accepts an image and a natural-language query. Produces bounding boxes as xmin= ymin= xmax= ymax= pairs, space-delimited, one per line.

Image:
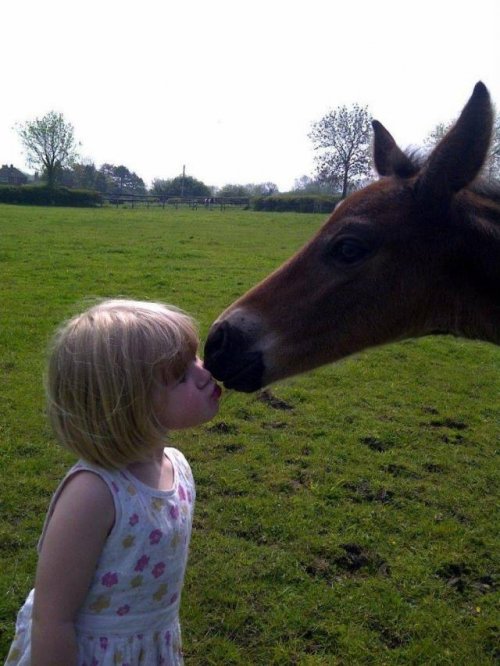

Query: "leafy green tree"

xmin=16 ymin=111 xmax=79 ymax=188
xmin=246 ymin=182 xmax=279 ymax=196
xmin=309 ymin=103 xmax=372 ymax=197
xmin=72 ymin=163 xmax=99 ymax=190
xmin=217 ymin=184 xmax=249 ymax=198
xmin=151 ymin=179 xmax=172 ymax=196
xmin=151 ymin=175 xmax=211 ymax=198
xmin=98 ymin=164 xmax=146 ymax=194
xmin=217 ymin=182 xmax=278 ymax=198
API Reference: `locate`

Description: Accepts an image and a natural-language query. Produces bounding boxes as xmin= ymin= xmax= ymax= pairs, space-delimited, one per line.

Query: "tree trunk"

xmin=46 ymin=167 xmax=55 ymax=189
xmin=342 ymin=168 xmax=349 ymax=198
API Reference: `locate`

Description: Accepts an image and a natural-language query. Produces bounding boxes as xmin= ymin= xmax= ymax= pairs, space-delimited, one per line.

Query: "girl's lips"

xmin=212 ymin=383 xmax=222 ymax=400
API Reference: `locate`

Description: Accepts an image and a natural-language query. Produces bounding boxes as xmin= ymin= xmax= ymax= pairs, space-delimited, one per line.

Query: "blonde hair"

xmin=46 ymin=299 xmax=198 ymax=469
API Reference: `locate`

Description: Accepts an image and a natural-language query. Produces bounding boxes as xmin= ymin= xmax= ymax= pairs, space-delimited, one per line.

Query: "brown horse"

xmin=204 ymin=82 xmax=500 ymax=392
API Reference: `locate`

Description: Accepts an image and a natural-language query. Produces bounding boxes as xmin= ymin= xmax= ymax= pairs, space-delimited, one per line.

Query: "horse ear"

xmin=372 ymin=120 xmax=418 ymax=178
xmin=416 ymin=82 xmax=493 ymax=209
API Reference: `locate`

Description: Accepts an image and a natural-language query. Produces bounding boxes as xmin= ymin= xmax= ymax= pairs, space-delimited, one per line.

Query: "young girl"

xmin=6 ymin=299 xmax=222 ymax=666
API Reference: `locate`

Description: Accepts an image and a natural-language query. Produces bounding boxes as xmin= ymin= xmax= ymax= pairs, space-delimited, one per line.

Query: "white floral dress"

xmin=5 ymin=447 xmax=195 ymax=666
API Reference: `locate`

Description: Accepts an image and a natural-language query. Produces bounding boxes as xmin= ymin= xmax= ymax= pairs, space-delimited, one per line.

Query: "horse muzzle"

xmin=204 ymin=319 xmax=266 ymax=392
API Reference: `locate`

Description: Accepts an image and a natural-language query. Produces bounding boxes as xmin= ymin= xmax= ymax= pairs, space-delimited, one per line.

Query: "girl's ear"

xmin=415 ymin=82 xmax=493 ymax=210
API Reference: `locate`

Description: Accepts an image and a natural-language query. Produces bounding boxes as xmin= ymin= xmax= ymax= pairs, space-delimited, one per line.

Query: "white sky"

xmin=1 ymin=0 xmax=499 ymax=192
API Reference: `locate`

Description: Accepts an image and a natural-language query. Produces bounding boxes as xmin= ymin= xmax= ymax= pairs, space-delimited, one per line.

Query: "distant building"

xmin=0 ymin=164 xmax=28 ymax=185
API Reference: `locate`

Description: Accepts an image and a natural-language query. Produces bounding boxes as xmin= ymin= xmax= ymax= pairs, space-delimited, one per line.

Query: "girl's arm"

xmin=31 ymin=471 xmax=115 ymax=666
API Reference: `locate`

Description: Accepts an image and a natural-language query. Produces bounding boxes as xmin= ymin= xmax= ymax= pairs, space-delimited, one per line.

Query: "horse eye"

xmin=324 ymin=237 xmax=370 ymax=265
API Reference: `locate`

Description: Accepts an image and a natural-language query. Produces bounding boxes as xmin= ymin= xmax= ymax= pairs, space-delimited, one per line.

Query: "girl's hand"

xmin=31 ymin=471 xmax=115 ymax=665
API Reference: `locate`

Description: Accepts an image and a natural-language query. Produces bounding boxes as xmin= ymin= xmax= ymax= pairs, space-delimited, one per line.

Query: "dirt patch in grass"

xmin=436 ymin=562 xmax=497 ymax=595
xmin=345 ymin=480 xmax=394 ymax=503
xmin=257 ymin=389 xmax=294 ymax=411
xmin=367 ymin=618 xmax=411 ymax=649
xmin=360 ymin=436 xmax=391 ymax=452
xmin=383 ymin=463 xmax=421 ymax=479
xmin=261 ymin=421 xmax=288 ymax=429
xmin=206 ymin=421 xmax=239 ymax=435
xmin=429 ymin=418 xmax=468 ymax=430
xmin=223 ymin=442 xmax=245 ymax=453
xmin=306 ymin=543 xmax=390 ymax=580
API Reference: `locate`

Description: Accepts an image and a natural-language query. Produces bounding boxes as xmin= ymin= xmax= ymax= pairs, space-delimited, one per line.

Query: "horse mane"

xmin=390 ymin=147 xmax=500 ymax=225
xmin=469 ymin=177 xmax=500 ymax=204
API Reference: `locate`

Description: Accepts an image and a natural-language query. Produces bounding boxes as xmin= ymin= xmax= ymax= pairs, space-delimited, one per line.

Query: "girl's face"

xmin=153 ymin=356 xmax=222 ymax=430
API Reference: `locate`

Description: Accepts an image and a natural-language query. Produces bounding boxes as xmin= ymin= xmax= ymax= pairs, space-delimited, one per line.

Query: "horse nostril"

xmin=205 ymin=321 xmax=229 ymax=356
xmin=204 ymin=321 xmax=231 ymax=375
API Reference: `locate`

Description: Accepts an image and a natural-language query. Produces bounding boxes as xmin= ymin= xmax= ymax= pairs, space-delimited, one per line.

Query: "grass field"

xmin=0 ymin=204 xmax=498 ymax=665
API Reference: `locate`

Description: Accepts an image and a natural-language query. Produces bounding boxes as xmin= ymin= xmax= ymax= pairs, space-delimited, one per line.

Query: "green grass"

xmin=1 ymin=204 xmax=499 ymax=664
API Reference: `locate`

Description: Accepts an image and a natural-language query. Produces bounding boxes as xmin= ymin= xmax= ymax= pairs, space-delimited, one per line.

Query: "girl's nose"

xmin=197 ymin=359 xmax=213 ymax=384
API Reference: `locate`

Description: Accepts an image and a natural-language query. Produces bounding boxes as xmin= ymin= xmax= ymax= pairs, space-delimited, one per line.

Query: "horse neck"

xmin=447 ymin=195 xmax=500 ymax=344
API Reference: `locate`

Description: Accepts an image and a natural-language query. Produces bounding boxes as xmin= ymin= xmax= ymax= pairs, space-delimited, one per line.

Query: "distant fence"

xmin=102 ymin=194 xmax=250 ymax=210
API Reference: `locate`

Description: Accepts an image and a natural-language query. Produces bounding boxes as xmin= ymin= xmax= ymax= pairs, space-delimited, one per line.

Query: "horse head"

xmin=205 ymin=83 xmax=499 ymax=391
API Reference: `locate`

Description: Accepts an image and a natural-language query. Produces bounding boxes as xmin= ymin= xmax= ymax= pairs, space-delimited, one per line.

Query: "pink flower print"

xmin=149 ymin=529 xmax=163 ymax=545
xmin=178 ymin=484 xmax=186 ymax=501
xmin=152 ymin=561 xmax=166 ymax=578
xmin=101 ymin=571 xmax=118 ymax=588
xmin=169 ymin=592 xmax=179 ymax=605
xmin=129 ymin=513 xmax=139 ymax=526
xmin=134 ymin=554 xmax=150 ymax=572
xmin=117 ymin=604 xmax=130 ymax=616
xmin=169 ymin=504 xmax=179 ymax=520
xmin=99 ymin=636 xmax=108 ymax=650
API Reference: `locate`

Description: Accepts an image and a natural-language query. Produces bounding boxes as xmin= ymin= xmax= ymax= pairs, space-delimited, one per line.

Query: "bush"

xmin=0 ymin=185 xmax=102 ymax=207
xmin=252 ymin=193 xmax=341 ymax=214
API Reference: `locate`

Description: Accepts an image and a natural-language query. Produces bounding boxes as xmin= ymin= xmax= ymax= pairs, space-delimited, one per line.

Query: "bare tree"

xmin=424 ymin=120 xmax=454 ymax=149
xmin=16 ymin=111 xmax=79 ymax=188
xmin=487 ymin=114 xmax=500 ymax=179
xmin=309 ymin=103 xmax=372 ymax=198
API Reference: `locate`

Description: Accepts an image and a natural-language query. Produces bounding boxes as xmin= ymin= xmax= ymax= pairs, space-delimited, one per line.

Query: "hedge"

xmin=252 ymin=193 xmax=341 ymax=214
xmin=0 ymin=186 xmax=102 ymax=207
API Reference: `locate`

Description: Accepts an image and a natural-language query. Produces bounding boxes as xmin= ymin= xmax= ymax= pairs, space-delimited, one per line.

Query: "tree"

xmin=16 ymin=111 xmax=79 ymax=188
xmin=489 ymin=114 xmax=500 ymax=179
xmin=98 ymin=164 xmax=146 ymax=195
xmin=424 ymin=120 xmax=454 ymax=149
xmin=246 ymin=182 xmax=279 ymax=197
xmin=151 ymin=179 xmax=172 ymax=197
xmin=72 ymin=162 xmax=99 ymax=190
xmin=217 ymin=184 xmax=249 ymax=198
xmin=150 ymin=174 xmax=211 ymax=198
xmin=216 ymin=182 xmax=279 ymax=198
xmin=292 ymin=175 xmax=332 ymax=194
xmin=309 ymin=103 xmax=372 ymax=198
